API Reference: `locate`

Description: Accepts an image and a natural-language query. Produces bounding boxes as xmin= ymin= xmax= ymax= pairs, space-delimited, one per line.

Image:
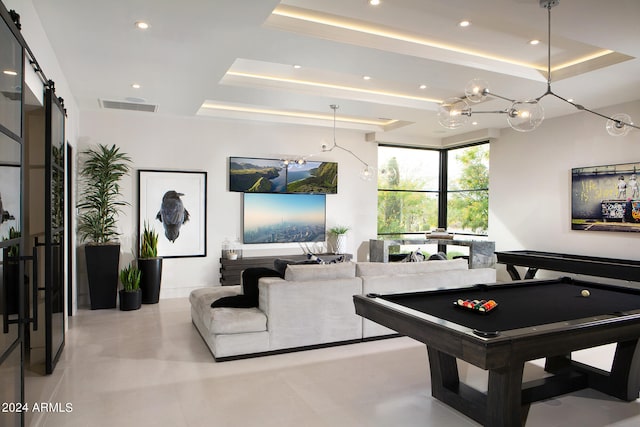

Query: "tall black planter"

xmin=138 ymin=257 xmax=162 ymax=304
xmin=85 ymin=244 xmax=120 ymax=309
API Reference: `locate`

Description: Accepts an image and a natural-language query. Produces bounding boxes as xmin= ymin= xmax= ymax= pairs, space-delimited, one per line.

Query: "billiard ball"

xmin=581 ymin=289 xmax=590 ymax=297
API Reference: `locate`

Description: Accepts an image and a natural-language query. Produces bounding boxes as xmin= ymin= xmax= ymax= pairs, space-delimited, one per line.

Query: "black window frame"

xmin=377 ymin=140 xmax=490 ymax=239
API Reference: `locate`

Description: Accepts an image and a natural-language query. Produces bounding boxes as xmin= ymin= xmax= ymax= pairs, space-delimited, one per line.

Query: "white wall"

xmin=489 ymin=100 xmax=640 ymax=280
xmin=78 ymin=110 xmax=378 ymax=302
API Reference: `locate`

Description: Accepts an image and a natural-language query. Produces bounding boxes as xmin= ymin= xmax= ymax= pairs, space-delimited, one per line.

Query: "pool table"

xmin=495 ymin=250 xmax=640 ymax=281
xmin=353 ymin=277 xmax=640 ymax=427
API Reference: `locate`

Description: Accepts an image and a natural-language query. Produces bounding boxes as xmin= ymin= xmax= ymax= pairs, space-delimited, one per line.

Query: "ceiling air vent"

xmin=99 ymin=99 xmax=157 ymax=113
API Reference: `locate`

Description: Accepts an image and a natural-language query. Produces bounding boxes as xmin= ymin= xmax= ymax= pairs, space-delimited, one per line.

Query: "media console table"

xmin=219 ymin=253 xmax=352 ymax=286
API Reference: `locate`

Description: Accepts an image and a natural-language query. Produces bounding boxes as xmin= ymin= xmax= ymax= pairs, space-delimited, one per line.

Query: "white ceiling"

xmin=30 ymin=0 xmax=640 ymax=144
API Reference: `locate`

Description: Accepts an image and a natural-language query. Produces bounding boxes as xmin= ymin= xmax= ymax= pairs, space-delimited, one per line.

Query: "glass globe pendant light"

xmin=606 ymin=114 xmax=633 ymax=137
xmin=507 ymin=100 xmax=545 ymax=132
xmin=464 ymin=78 xmax=490 ymax=103
xmin=437 ymin=97 xmax=471 ymax=129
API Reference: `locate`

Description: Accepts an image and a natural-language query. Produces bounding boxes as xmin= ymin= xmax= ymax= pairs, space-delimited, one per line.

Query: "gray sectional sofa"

xmin=190 ymin=259 xmax=496 ymax=361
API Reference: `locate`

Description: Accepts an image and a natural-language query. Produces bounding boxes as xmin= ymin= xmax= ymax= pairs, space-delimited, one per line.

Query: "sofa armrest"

xmin=258 ymin=276 xmax=363 ymax=349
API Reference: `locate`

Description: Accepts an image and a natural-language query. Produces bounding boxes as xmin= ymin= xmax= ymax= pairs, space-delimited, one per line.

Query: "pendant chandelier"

xmin=437 ymin=0 xmax=639 ymax=136
xmin=284 ymin=105 xmax=376 ymax=181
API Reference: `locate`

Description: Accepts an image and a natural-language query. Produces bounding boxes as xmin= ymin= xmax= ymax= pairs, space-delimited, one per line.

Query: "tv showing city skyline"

xmin=243 ymin=193 xmax=326 ymax=244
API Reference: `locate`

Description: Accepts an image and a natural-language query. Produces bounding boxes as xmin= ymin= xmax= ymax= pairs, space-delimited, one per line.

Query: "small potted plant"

xmin=119 ymin=262 xmax=142 ymax=311
xmin=328 ymin=225 xmax=350 ymax=254
xmin=138 ymin=220 xmax=162 ymax=304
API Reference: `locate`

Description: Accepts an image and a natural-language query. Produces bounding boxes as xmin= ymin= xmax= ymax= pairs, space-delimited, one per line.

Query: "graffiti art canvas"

xmin=138 ymin=170 xmax=207 ymax=257
xmin=571 ymin=162 xmax=640 ymax=232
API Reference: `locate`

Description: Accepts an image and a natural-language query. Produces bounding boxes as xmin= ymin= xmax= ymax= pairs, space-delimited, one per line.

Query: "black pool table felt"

xmin=381 ymin=279 xmax=640 ymax=334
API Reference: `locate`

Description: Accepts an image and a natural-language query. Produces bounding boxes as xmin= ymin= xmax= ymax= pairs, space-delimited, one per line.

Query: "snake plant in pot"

xmin=119 ymin=262 xmax=142 ymax=311
xmin=138 ymin=220 xmax=163 ymax=304
xmin=77 ymin=144 xmax=131 ymax=309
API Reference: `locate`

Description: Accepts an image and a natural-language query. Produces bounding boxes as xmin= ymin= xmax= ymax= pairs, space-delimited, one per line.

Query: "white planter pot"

xmin=336 ymin=234 xmax=347 ymax=254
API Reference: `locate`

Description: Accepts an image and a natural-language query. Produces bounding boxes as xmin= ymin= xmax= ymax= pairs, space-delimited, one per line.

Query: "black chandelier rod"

xmin=534 ymin=0 xmax=639 ymax=130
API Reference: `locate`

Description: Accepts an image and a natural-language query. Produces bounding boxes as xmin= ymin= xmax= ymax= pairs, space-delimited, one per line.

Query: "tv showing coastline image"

xmin=243 ymin=193 xmax=326 ymax=243
xmin=229 ymin=157 xmax=286 ymax=193
xmin=287 ymin=161 xmax=337 ymax=193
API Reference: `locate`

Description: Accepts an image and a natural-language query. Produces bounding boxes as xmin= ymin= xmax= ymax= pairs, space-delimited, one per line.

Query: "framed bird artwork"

xmin=138 ymin=170 xmax=207 ymax=257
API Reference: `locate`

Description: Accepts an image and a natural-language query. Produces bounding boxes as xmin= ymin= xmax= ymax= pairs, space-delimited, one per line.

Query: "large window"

xmin=447 ymin=144 xmax=489 ymax=235
xmin=377 ymin=146 xmax=439 ymax=237
xmin=377 ymin=143 xmax=489 ymax=238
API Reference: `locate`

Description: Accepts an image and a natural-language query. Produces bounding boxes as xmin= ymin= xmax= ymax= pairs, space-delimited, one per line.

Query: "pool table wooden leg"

xmin=545 ymin=339 xmax=640 ymax=401
xmin=487 ymin=364 xmax=526 ymax=427
xmin=427 ymin=346 xmax=526 ymax=427
xmin=427 ymin=346 xmax=485 ymax=425
xmin=601 ymin=339 xmax=640 ymax=401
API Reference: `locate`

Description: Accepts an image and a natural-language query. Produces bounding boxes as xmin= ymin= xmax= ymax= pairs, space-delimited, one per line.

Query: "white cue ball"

xmin=581 ymin=289 xmax=590 ymax=297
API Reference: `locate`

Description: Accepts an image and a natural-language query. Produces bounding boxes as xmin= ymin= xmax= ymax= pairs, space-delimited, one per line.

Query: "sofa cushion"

xmin=274 ymin=258 xmax=320 ymax=277
xmin=190 ymin=286 xmax=242 ymax=319
xmin=356 ymin=258 xmax=468 ymax=277
xmin=284 ymin=261 xmax=356 ymax=281
xmin=207 ymin=307 xmax=267 ymax=334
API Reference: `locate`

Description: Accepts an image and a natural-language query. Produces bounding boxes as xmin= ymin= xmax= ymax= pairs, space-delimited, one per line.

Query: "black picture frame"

xmin=138 ymin=169 xmax=207 ymax=257
xmin=571 ymin=162 xmax=640 ymax=232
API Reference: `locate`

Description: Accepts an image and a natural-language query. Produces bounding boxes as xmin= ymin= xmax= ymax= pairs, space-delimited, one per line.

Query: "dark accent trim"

xmin=212 ymin=339 xmax=364 ymax=362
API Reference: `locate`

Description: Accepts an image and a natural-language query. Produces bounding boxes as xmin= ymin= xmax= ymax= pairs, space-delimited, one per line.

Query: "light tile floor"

xmin=24 ymin=298 xmax=640 ymax=427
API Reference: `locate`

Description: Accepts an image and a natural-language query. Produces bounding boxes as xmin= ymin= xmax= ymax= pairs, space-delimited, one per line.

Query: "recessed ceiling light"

xmin=135 ymin=21 xmax=149 ymax=30
xmin=293 ymin=64 xmax=302 ymax=69
xmin=529 ymin=39 xmax=540 ymax=45
xmin=419 ymin=84 xmax=427 ymax=90
xmin=458 ymin=20 xmax=471 ymax=28
xmin=369 ymin=0 xmax=381 ymax=6
xmin=363 ymin=75 xmax=372 ymax=80
xmin=2 ymin=69 xmax=18 ymax=76
xmin=472 ymin=121 xmax=478 ymax=126
xmin=131 ymin=83 xmax=141 ymax=89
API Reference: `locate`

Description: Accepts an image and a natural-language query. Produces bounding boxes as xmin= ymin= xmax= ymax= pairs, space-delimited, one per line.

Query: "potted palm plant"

xmin=138 ymin=220 xmax=163 ymax=304
xmin=119 ymin=262 xmax=142 ymax=311
xmin=77 ymin=144 xmax=131 ymax=309
xmin=328 ymin=225 xmax=350 ymax=254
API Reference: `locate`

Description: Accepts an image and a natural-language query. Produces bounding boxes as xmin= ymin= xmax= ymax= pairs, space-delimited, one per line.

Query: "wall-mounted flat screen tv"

xmin=229 ymin=157 xmax=286 ymax=193
xmin=571 ymin=161 xmax=640 ymax=232
xmin=243 ymin=193 xmax=326 ymax=243
xmin=286 ymin=161 xmax=338 ymax=194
